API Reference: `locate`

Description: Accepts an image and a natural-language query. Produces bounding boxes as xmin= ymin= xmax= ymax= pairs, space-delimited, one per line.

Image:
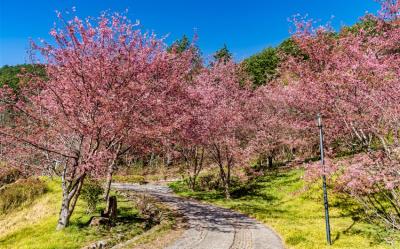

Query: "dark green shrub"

xmin=81 ymin=178 xmax=104 ymax=213
xmin=0 ymin=168 xmax=22 ymax=188
xmin=0 ymin=178 xmax=46 ymax=214
xmin=197 ymin=172 xmax=221 ymax=191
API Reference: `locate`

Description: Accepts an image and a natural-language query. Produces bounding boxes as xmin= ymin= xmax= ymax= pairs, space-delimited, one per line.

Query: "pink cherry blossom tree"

xmin=171 ymin=93 xmax=208 ymax=190
xmin=188 ymin=61 xmax=252 ymax=198
xmin=280 ymin=0 xmax=400 ymax=229
xmin=245 ymin=85 xmax=307 ymax=170
xmin=0 ymin=12 xmax=195 ymax=230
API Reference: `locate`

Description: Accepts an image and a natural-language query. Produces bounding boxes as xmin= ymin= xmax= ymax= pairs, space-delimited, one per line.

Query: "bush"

xmin=135 ymin=194 xmax=163 ymax=228
xmin=0 ymin=178 xmax=46 ymax=214
xmin=80 ymin=178 xmax=104 ymax=213
xmin=0 ymin=168 xmax=22 ymax=188
xmin=196 ymin=172 xmax=222 ymax=191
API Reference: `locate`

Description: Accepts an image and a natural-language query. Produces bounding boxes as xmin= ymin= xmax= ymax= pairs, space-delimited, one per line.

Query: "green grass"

xmin=0 ymin=178 xmax=145 ymax=249
xmin=169 ymin=169 xmax=400 ymax=249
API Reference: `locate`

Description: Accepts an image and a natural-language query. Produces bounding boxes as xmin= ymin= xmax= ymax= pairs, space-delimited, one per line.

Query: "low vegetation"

xmin=0 ymin=178 xmax=46 ymax=214
xmin=0 ymin=167 xmax=21 ymax=188
xmin=80 ymin=178 xmax=104 ymax=214
xmin=0 ymin=178 xmax=167 ymax=249
xmin=113 ymin=175 xmax=147 ymax=184
xmin=170 ymin=168 xmax=400 ymax=249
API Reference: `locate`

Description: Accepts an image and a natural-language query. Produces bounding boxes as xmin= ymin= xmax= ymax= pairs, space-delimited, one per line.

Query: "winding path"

xmin=112 ymin=183 xmax=284 ymax=249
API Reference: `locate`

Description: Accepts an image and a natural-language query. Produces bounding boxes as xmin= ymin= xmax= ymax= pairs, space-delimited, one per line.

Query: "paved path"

xmin=112 ymin=183 xmax=284 ymax=249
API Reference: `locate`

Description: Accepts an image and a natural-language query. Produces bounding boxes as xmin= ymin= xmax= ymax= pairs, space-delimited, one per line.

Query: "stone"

xmin=89 ymin=216 xmax=110 ymax=227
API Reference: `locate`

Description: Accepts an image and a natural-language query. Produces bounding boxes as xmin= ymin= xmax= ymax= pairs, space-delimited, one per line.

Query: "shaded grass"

xmin=170 ymin=169 xmax=399 ymax=249
xmin=114 ymin=200 xmax=183 ymax=249
xmin=0 ymin=178 xmax=145 ymax=249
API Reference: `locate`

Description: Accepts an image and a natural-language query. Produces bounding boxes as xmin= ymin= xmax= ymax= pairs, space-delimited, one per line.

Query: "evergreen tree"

xmin=213 ymin=44 xmax=232 ymax=63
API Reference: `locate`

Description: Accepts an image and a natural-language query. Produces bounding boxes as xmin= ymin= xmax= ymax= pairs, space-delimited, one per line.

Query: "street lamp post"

xmin=317 ymin=114 xmax=332 ymax=245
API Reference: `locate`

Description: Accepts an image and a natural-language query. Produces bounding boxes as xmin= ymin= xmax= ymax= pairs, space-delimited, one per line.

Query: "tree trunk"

xmin=104 ymin=163 xmax=114 ymax=207
xmin=211 ymin=144 xmax=231 ymax=199
xmin=218 ymin=164 xmax=231 ymax=199
xmin=57 ymin=172 xmax=86 ymax=230
xmin=104 ymin=144 xmax=121 ymax=210
xmin=165 ymin=151 xmax=173 ymax=166
xmin=268 ymin=156 xmax=273 ymax=169
xmin=149 ymin=153 xmax=155 ymax=167
xmin=190 ymin=176 xmax=196 ymax=190
xmin=57 ymin=195 xmax=72 ymax=230
xmin=223 ymin=179 xmax=230 ymax=199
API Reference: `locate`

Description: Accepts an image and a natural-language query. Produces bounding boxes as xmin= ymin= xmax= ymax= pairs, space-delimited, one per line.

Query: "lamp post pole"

xmin=317 ymin=113 xmax=332 ymax=245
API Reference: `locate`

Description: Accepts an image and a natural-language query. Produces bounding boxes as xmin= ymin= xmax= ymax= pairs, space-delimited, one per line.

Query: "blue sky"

xmin=0 ymin=0 xmax=380 ymax=66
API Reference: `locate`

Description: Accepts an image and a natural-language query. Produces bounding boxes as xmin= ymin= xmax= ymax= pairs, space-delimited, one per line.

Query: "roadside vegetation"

xmin=170 ymin=168 xmax=399 ymax=249
xmin=0 ymin=178 xmax=172 ymax=249
xmin=0 ymin=178 xmax=47 ymax=214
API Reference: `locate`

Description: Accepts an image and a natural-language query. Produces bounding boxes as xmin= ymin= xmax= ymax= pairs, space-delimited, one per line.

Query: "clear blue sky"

xmin=0 ymin=0 xmax=380 ymax=66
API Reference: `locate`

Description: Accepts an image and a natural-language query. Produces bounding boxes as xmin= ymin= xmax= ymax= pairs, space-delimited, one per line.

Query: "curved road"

xmin=112 ymin=183 xmax=284 ymax=249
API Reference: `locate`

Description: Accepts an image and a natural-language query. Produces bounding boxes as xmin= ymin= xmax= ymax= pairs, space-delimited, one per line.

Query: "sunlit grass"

xmin=0 ymin=178 xmax=144 ymax=249
xmin=170 ymin=169 xmax=399 ymax=249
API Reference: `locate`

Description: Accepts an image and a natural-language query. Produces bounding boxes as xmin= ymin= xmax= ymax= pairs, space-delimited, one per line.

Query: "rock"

xmin=81 ymin=240 xmax=109 ymax=249
xmin=89 ymin=217 xmax=110 ymax=227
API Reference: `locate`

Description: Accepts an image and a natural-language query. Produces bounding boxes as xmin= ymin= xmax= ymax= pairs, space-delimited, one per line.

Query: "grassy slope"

xmin=170 ymin=169 xmax=399 ymax=249
xmin=0 ymin=178 xmax=144 ymax=249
